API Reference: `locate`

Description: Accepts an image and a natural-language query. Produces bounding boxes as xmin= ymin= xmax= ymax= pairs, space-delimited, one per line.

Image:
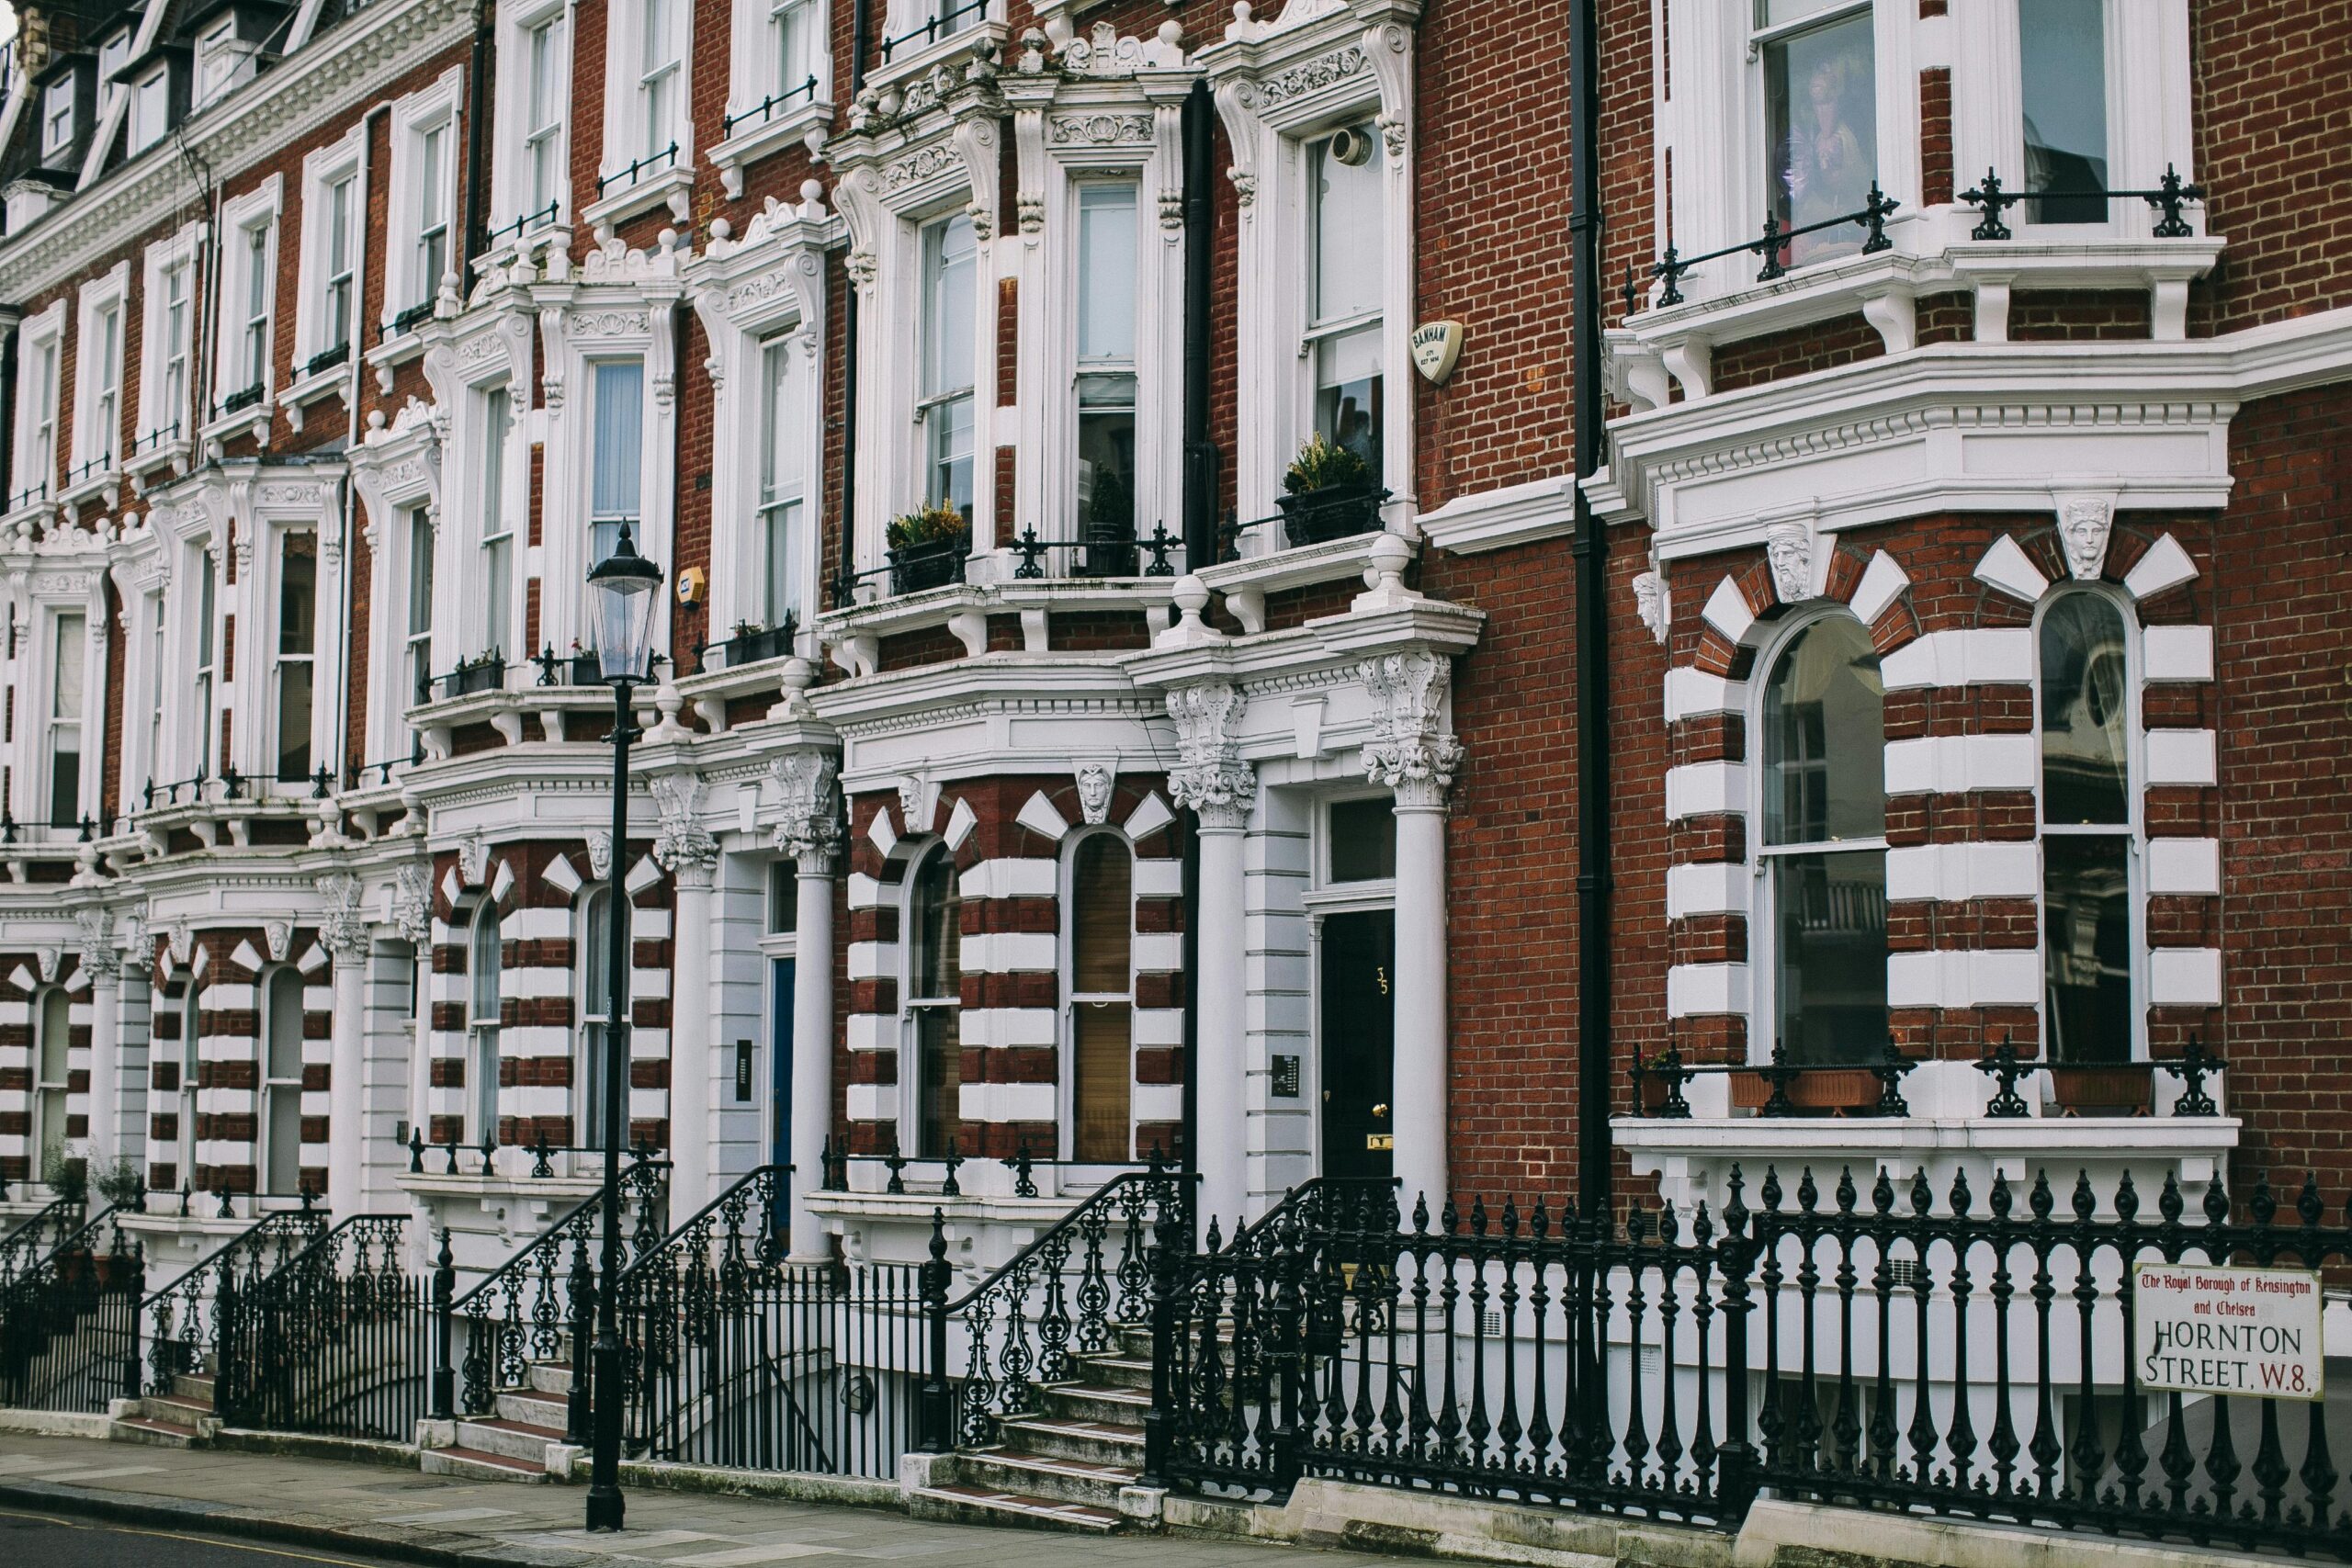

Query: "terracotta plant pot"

xmin=2045 ymin=1063 xmax=2153 ymax=1117
xmin=1731 ymin=1067 xmax=1885 ymax=1115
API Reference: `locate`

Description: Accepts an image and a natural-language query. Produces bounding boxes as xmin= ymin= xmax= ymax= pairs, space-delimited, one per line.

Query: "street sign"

xmin=2133 ymin=1261 xmax=2324 ymax=1401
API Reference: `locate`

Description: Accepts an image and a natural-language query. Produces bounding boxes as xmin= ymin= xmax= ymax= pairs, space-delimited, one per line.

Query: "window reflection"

xmin=2039 ymin=593 xmax=2130 ymax=825
xmin=2021 ymin=0 xmax=2109 ymax=224
xmin=1763 ymin=6 xmax=1876 ymax=268
xmin=2040 ymin=590 xmax=2136 ymax=1064
xmin=2043 ymin=836 xmax=2131 ymax=1064
xmin=909 ymin=848 xmax=963 ymax=1156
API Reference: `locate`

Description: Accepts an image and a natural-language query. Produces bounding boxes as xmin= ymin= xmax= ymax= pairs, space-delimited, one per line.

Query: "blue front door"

xmin=770 ymin=956 xmax=796 ymax=1235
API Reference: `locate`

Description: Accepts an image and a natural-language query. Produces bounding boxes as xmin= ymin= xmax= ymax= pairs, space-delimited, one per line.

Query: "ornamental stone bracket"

xmin=1163 ymin=680 xmax=1255 ymax=830
xmin=768 ymin=750 xmax=845 ymax=866
xmin=1359 ymin=649 xmax=1465 ymax=810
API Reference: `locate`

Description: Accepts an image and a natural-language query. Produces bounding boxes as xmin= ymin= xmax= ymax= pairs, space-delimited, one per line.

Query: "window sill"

xmin=57 ymin=467 xmax=120 ymax=516
xmin=278 ymin=361 xmax=352 ymax=432
xmin=814 ymin=567 xmax=1183 ymax=678
xmin=128 ymin=793 xmax=322 ymax=855
xmin=1195 ymin=524 xmax=1403 ymax=636
xmin=124 ymin=434 xmax=193 ymax=488
xmin=707 ymin=100 xmax=833 ymax=201
xmin=406 ymin=682 xmax=647 ymax=757
xmin=1611 ymin=227 xmax=2226 ymax=406
xmin=858 ymin=23 xmax=1010 ymax=107
xmin=364 ymin=324 xmax=431 ymax=395
xmin=581 ymin=164 xmax=693 ymax=235
xmin=199 ymin=398 xmax=273 ymax=454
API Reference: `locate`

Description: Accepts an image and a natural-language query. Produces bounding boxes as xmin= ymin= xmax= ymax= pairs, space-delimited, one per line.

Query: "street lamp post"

xmin=582 ymin=522 xmax=662 ymax=1532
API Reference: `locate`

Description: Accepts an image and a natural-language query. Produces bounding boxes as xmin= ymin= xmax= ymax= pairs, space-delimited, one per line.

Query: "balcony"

xmin=403 ymin=649 xmax=642 ymax=757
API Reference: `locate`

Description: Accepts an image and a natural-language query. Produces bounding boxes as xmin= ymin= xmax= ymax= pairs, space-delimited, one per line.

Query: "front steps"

xmin=418 ymin=1360 xmax=575 ymax=1482
xmin=111 ymin=1373 xmax=223 ymax=1447
xmin=907 ymin=1324 xmax=1159 ymax=1536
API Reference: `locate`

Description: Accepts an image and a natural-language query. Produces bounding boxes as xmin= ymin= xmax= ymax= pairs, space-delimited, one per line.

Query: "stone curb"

xmin=0 ymin=1475 xmax=605 ymax=1568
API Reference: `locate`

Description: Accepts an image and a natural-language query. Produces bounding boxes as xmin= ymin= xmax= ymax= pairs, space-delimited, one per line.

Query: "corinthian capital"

xmin=1164 ymin=681 xmax=1255 ymax=830
xmin=770 ymin=751 xmax=844 ymax=866
xmin=1360 ymin=649 xmax=1466 ymax=810
xmin=74 ymin=908 xmax=120 ymax=982
xmin=650 ymin=773 xmax=720 ymax=888
xmin=317 ymin=873 xmax=369 ymax=964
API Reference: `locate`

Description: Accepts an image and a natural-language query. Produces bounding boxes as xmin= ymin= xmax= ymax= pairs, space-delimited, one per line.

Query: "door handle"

xmin=1372 ymin=1102 xmax=1388 ymax=1120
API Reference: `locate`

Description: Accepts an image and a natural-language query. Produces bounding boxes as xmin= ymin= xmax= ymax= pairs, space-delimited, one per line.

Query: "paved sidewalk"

xmin=0 ymin=1435 xmax=1385 ymax=1568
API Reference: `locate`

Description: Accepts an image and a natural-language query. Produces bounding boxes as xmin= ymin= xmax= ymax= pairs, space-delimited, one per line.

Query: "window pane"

xmin=929 ymin=394 xmax=973 ymax=513
xmin=923 ymin=216 xmax=976 ymax=398
xmin=591 ymin=362 xmax=644 ymax=533
xmin=582 ymin=888 xmax=613 ymax=1010
xmin=1764 ymin=9 xmax=1876 ymax=267
xmin=51 ymin=613 xmax=85 ymax=717
xmin=278 ymin=533 xmax=316 ymax=654
xmin=917 ymin=1007 xmax=961 ymax=1156
xmin=407 ymin=512 xmax=435 ymax=636
xmin=1312 ymin=130 xmax=1385 ymax=323
xmin=2040 ymin=592 xmax=2131 ymax=825
xmin=268 ymin=1088 xmax=304 ymax=1192
xmin=39 ymin=991 xmax=70 ymax=1082
xmin=768 ymin=861 xmax=798 ymax=933
xmin=471 ymin=909 xmax=503 ymax=1020
xmin=763 ymin=499 xmax=799 ymax=623
xmin=1073 ymin=1001 xmax=1132 ymax=1163
xmin=1329 ymin=797 xmax=1396 ymax=883
xmin=2043 ymin=834 xmax=2131 ymax=1065
xmin=911 ymin=850 xmax=961 ymax=1001
xmin=1772 ymin=849 xmax=1887 ymax=1064
xmin=1762 ymin=616 xmax=1885 ymax=846
xmin=1077 ymin=184 xmax=1137 ymax=364
xmin=1078 ymin=375 xmax=1136 ymax=538
xmin=1071 ymin=836 xmax=1132 ymax=995
xmin=2021 ymin=0 xmax=2108 ymax=223
xmin=1314 ymin=327 xmax=1383 ymax=474
xmin=267 ymin=970 xmax=306 ymax=1078
xmin=761 ymin=342 xmax=803 ymax=494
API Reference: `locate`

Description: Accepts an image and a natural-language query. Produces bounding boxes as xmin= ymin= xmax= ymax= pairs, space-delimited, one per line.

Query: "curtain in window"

xmin=591 ymin=362 xmax=644 ymax=566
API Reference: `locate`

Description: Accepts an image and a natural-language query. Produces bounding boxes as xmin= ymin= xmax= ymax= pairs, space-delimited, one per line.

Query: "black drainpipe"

xmin=834 ymin=0 xmax=873 ymax=609
xmin=0 ymin=320 xmax=17 ymax=512
xmin=1567 ymin=0 xmax=1612 ymax=1218
xmin=459 ymin=0 xmax=493 ymax=276
xmin=1176 ymin=79 xmax=1216 ymax=1190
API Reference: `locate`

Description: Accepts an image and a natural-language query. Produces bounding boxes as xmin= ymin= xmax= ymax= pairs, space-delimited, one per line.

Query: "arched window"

xmin=1759 ymin=614 xmax=1888 ymax=1063
xmin=906 ymin=846 xmax=962 ymax=1157
xmin=579 ymin=887 xmax=617 ymax=1149
xmin=468 ymin=906 xmax=503 ymax=1145
xmin=176 ymin=983 xmax=202 ymax=1190
xmin=1068 ymin=834 xmax=1134 ymax=1163
xmin=2039 ymin=591 xmax=2135 ymax=1063
xmin=32 ymin=987 xmax=71 ymax=1172
xmin=262 ymin=968 xmax=307 ymax=1195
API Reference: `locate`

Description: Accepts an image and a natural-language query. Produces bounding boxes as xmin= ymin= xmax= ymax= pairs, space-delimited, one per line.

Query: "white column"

xmin=787 ymin=847 xmax=836 ymax=1261
xmin=651 ymin=773 xmax=722 ymax=1213
xmin=327 ymin=944 xmax=367 ymax=1215
xmin=1165 ymin=681 xmax=1255 ymax=1240
xmin=74 ymin=911 xmax=123 ymax=1170
xmin=1361 ymin=650 xmax=1465 ymax=1215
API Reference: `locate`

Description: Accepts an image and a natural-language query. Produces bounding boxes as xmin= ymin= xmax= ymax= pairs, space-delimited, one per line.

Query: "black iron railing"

xmin=303 ymin=341 xmax=352 ymax=378
xmin=443 ymin=1155 xmax=668 ymax=1433
xmin=66 ymin=452 xmax=116 ymax=486
xmin=388 ymin=299 xmax=438 ymax=335
xmin=1630 ymin=1036 xmax=2227 ymax=1121
xmin=615 ymin=1164 xmax=922 ymax=1477
xmin=0 ymin=1194 xmax=85 ymax=1289
xmin=698 ymin=616 xmax=798 ymax=673
xmin=1216 ymin=487 xmax=1391 ymax=562
xmin=486 ymin=203 xmax=561 ymax=248
xmin=1962 ymin=164 xmax=2205 ymax=242
xmin=599 ymin=143 xmax=680 ymax=196
xmin=143 ymin=1198 xmax=328 ymax=1394
xmin=1634 ymin=186 xmax=1900 ymax=311
xmin=132 ymin=423 xmax=182 ymax=456
xmin=0 ymin=1204 xmax=142 ymax=1414
xmin=5 ymin=480 xmax=50 ymax=512
xmin=214 ymin=1213 xmax=435 ymax=1439
xmin=723 ymin=75 xmax=820 ymax=136
xmin=421 ymin=653 xmax=507 ymax=703
xmin=1009 ymin=523 xmax=1181 ymax=580
xmin=876 ymin=0 xmax=989 ymax=62
xmin=528 ymin=644 xmax=627 ymax=687
xmin=1150 ymin=1164 xmax=2350 ymax=1561
xmin=221 ymin=382 xmax=266 ymax=414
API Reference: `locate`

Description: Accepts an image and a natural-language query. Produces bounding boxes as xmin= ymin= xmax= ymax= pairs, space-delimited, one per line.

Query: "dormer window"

xmin=1757 ymin=0 xmax=1876 ymax=269
xmin=130 ymin=70 xmax=171 ymax=149
xmin=196 ymin=17 xmax=241 ymax=104
xmin=42 ymin=79 xmax=75 ymax=158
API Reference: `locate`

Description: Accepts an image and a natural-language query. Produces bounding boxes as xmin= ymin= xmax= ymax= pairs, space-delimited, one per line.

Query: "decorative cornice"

xmin=1163 ymin=681 xmax=1254 ymax=830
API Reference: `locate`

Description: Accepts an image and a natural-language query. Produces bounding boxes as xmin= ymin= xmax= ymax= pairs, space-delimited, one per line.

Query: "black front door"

xmin=1319 ymin=909 xmax=1396 ymax=1183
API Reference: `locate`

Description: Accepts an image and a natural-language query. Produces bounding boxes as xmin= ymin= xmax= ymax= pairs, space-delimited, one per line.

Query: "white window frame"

xmin=475 ymin=383 xmax=518 ymax=664
xmin=542 ymin=300 xmax=677 ymax=659
xmin=383 ymin=70 xmax=463 ymax=325
xmin=916 ymin=209 xmax=978 ymax=516
xmin=348 ymin=405 xmax=441 ymax=771
xmin=137 ymin=223 xmax=204 ymax=457
xmin=260 ymin=966 xmax=309 ymax=1196
xmin=467 ymin=904 xmax=503 ymax=1145
xmin=69 ymin=264 xmax=130 ymax=485
xmin=174 ymin=983 xmax=202 ymax=1187
xmin=2032 ymin=582 xmax=2147 ymax=1065
xmin=9 ymin=301 xmax=66 ymax=510
xmin=10 ymin=569 xmax=105 ymax=836
xmin=404 ymin=506 xmax=437 ymax=716
xmin=210 ymin=176 xmax=283 ymax=418
xmin=593 ymin=0 xmax=694 ymax=221
xmin=754 ymin=337 xmax=806 ymax=629
xmin=40 ymin=77 xmax=76 ymax=158
xmin=1746 ymin=606 xmax=1891 ymax=1067
xmin=492 ymin=0 xmax=571 ymax=236
xmin=1058 ymin=827 xmax=1137 ymax=1165
xmin=295 ymin=130 xmax=364 ymax=372
xmin=30 ymin=987 xmax=73 ymax=1169
xmin=266 ymin=525 xmax=321 ymax=785
xmin=128 ymin=66 xmax=172 ymax=153
xmin=41 ymin=607 xmax=91 ymax=831
xmin=194 ymin=16 xmax=248 ymax=107
xmin=717 ymin=0 xmax=828 ymax=168
xmin=578 ymin=886 xmax=616 ymax=1150
xmin=899 ymin=840 xmax=962 ymax=1159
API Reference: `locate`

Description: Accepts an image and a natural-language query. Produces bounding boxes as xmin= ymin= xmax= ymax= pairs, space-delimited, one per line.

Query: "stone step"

xmin=493 ymin=1390 xmax=571 ymax=1430
xmin=171 ymin=1373 xmax=217 ymax=1404
xmin=420 ymin=1444 xmax=553 ymax=1483
xmin=994 ymin=1413 xmax=1146 ymax=1468
xmin=1034 ymin=1381 xmax=1153 ymax=1427
xmin=909 ymin=1482 xmax=1125 ymax=1535
xmin=955 ymin=1448 xmax=1142 ymax=1509
xmin=143 ymin=1394 xmax=216 ymax=1423
xmin=111 ymin=1415 xmax=201 ymax=1449
xmin=453 ymin=1416 xmax=564 ymax=1466
xmin=526 ymin=1360 xmax=574 ymax=1397
xmin=1069 ymin=1353 xmax=1153 ymax=1391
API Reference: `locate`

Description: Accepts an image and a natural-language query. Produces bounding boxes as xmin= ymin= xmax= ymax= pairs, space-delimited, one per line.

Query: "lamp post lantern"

xmin=582 ymin=521 xmax=662 ymax=1532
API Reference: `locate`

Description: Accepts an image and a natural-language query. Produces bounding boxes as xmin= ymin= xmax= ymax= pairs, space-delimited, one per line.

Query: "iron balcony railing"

xmin=1635 ymin=186 xmax=1900 ymax=311
xmin=876 ymin=0 xmax=989 ymax=63
xmin=303 ymin=341 xmax=352 ymax=378
xmin=598 ymin=142 xmax=680 ymax=196
xmin=386 ymin=299 xmax=438 ymax=336
xmin=698 ymin=615 xmax=798 ymax=674
xmin=221 ymin=382 xmax=267 ymax=414
xmin=723 ymin=75 xmax=820 ymax=137
xmin=1962 ymin=164 xmax=2205 ymax=241
xmin=420 ymin=653 xmax=508 ymax=704
xmin=1009 ymin=523 xmax=1182 ymax=580
xmin=485 ymin=202 xmax=561 ymax=249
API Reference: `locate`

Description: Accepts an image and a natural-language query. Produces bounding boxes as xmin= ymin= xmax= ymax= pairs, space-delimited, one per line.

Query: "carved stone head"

xmin=2059 ymin=499 xmax=2113 ymax=581
xmin=1765 ymin=522 xmax=1814 ymax=605
xmin=1077 ymin=762 xmax=1114 ymax=826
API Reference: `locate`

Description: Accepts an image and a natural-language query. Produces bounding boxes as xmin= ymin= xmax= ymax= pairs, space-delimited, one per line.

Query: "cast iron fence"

xmin=214 ymin=1214 xmax=436 ymax=1439
xmin=0 ymin=1205 xmax=142 ymax=1413
xmin=145 ymin=1201 xmax=329 ymax=1393
xmin=0 ymin=1195 xmax=85 ymax=1289
xmin=1148 ymin=1166 xmax=2351 ymax=1561
xmin=616 ymin=1165 xmax=923 ymax=1477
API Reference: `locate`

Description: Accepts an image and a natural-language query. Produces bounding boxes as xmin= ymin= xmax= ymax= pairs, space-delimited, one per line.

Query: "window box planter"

xmin=2045 ymin=1063 xmax=2152 ymax=1117
xmin=1276 ymin=480 xmax=1385 ymax=549
xmin=888 ymin=536 xmax=967 ymax=596
xmin=710 ymin=624 xmax=794 ymax=671
xmin=565 ymin=653 xmax=606 ymax=687
xmin=1730 ymin=1066 xmax=1883 ymax=1116
xmin=437 ymin=660 xmax=504 ymax=700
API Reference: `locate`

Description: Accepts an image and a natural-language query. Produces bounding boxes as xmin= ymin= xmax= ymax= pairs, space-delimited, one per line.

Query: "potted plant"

xmin=2045 ymin=1059 xmax=2153 ymax=1117
xmin=566 ymin=638 xmax=604 ymax=686
xmin=887 ymin=502 xmax=972 ymax=595
xmin=1730 ymin=1065 xmax=1884 ymax=1114
xmin=40 ymin=1140 xmax=87 ymax=1207
xmin=446 ymin=649 xmax=504 ymax=698
xmin=1632 ymin=1049 xmax=1687 ymax=1114
xmin=93 ymin=1155 xmax=145 ymax=1212
xmin=1276 ymin=433 xmax=1383 ymax=548
xmin=722 ymin=618 xmax=794 ymax=668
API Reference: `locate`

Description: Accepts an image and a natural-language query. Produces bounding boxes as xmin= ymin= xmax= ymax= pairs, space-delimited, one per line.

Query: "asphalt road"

xmin=0 ymin=1504 xmax=415 ymax=1568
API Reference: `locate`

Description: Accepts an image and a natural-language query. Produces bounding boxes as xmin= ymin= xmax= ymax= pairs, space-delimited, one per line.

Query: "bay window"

xmin=468 ymin=907 xmax=503 ymax=1143
xmin=1759 ymin=614 xmax=1888 ymax=1063
xmin=41 ymin=79 xmax=74 ymax=160
xmin=919 ymin=214 xmax=976 ymax=515
xmin=1307 ymin=128 xmax=1384 ymax=472
xmin=274 ymin=532 xmax=317 ymax=782
xmin=906 ymin=846 xmax=962 ymax=1157
xmin=757 ymin=341 xmax=803 ymax=626
xmin=129 ymin=69 xmax=170 ymax=152
xmin=2039 ymin=592 xmax=2136 ymax=1062
xmin=590 ymin=361 xmax=645 ymax=566
xmin=1757 ymin=0 xmax=1876 ymax=268
xmin=262 ymin=968 xmax=305 ymax=1195
xmin=2020 ymin=0 xmax=2109 ymax=223
xmin=1068 ymin=834 xmax=1135 ymax=1164
xmin=481 ymin=388 xmax=514 ymax=661
xmin=46 ymin=612 xmax=85 ymax=829
xmin=1076 ymin=183 xmax=1138 ymax=553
